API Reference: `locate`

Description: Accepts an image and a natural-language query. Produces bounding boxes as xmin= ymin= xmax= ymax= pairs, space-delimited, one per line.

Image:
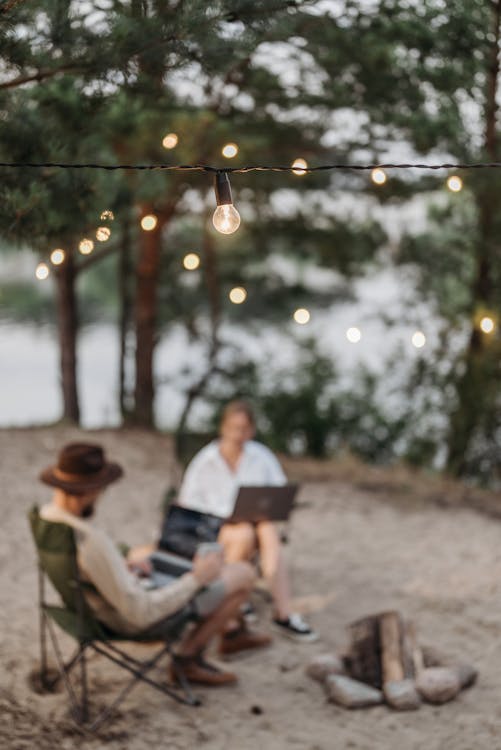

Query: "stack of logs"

xmin=306 ymin=611 xmax=477 ymax=710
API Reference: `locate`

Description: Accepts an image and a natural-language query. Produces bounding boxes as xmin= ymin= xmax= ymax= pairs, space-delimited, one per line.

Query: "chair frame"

xmin=35 ymin=525 xmax=200 ymax=733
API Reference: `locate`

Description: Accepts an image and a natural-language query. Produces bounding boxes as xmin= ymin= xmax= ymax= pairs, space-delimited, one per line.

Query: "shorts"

xmin=192 ymin=579 xmax=226 ymax=618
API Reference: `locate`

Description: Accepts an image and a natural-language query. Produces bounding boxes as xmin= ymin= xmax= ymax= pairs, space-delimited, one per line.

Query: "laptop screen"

xmin=158 ymin=505 xmax=224 ymax=559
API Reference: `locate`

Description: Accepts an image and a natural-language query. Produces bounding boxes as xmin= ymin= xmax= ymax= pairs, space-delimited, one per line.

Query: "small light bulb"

xmin=222 ymin=143 xmax=238 ymax=158
xmin=371 ymin=168 xmax=387 ymax=185
xmin=229 ymin=286 xmax=247 ymax=304
xmin=79 ymin=238 xmax=94 ymax=255
xmin=480 ymin=316 xmax=495 ymax=333
xmin=141 ymin=214 xmax=158 ymax=231
xmin=346 ymin=327 xmax=361 ymax=343
xmin=50 ymin=249 xmax=65 ymax=265
xmin=100 ymin=209 xmax=114 ymax=221
xmin=35 ymin=262 xmax=49 ymax=280
xmin=447 ymin=175 xmax=463 ymax=192
xmin=96 ymin=227 xmax=111 ymax=242
xmin=162 ymin=133 xmax=178 ymax=149
xmin=293 ymin=308 xmax=310 ymax=324
xmin=213 ymin=204 xmax=241 ymax=234
xmin=291 ymin=158 xmax=308 ymax=176
xmin=213 ymin=173 xmax=241 ymax=234
xmin=183 ymin=253 xmax=200 ymax=270
xmin=411 ymin=331 xmax=426 ymax=348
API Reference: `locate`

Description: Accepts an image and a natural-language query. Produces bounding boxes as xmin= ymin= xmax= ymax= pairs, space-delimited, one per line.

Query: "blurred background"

xmin=1 ymin=0 xmax=500 ymax=484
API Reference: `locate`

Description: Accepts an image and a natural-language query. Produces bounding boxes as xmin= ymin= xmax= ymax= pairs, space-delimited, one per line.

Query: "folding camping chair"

xmin=28 ymin=505 xmax=200 ymax=733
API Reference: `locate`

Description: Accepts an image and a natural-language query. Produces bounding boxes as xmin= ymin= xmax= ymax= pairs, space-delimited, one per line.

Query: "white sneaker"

xmin=272 ymin=613 xmax=318 ymax=642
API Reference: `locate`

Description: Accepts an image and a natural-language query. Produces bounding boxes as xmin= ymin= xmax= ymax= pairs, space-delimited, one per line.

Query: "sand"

xmin=1 ymin=426 xmax=501 ymax=750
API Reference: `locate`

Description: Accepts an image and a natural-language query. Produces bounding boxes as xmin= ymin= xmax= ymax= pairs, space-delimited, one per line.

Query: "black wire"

xmin=1 ymin=161 xmax=501 ymax=172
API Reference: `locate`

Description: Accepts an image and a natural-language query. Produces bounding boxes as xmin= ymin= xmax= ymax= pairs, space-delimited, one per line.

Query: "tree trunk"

xmin=55 ymin=249 xmax=80 ymax=423
xmin=132 ymin=209 xmax=162 ymax=427
xmin=118 ymin=215 xmax=133 ymax=419
xmin=446 ymin=0 xmax=501 ymax=475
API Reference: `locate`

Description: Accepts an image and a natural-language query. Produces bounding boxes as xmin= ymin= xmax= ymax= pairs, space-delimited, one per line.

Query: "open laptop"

xmin=147 ymin=505 xmax=224 ymax=589
xmin=227 ymin=484 xmax=298 ymax=524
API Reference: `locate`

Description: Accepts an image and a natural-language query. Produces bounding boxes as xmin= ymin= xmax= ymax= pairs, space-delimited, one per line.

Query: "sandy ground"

xmin=2 ymin=426 xmax=501 ymax=750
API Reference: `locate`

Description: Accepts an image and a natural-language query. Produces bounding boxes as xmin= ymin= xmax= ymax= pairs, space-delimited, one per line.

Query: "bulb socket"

xmin=214 ymin=172 xmax=233 ymax=206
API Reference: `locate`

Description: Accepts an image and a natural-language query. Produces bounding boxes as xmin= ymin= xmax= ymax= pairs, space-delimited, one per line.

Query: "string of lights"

xmin=2 ymin=160 xmax=501 ymax=172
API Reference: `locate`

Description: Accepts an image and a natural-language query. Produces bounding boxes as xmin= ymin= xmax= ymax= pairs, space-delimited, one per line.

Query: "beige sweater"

xmin=40 ymin=503 xmax=199 ymax=635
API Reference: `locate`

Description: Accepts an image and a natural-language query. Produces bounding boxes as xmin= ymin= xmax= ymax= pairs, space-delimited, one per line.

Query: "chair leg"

xmin=79 ymin=645 xmax=89 ymax=723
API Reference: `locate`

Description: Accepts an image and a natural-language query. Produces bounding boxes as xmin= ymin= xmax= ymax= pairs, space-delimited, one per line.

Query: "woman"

xmin=179 ymin=400 xmax=317 ymax=642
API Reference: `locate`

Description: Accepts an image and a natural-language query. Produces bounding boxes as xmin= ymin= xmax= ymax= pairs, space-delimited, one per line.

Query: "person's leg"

xmin=178 ymin=589 xmax=248 ymax=657
xmin=254 ymin=521 xmax=291 ymax=620
xmin=218 ymin=522 xmax=257 ymax=563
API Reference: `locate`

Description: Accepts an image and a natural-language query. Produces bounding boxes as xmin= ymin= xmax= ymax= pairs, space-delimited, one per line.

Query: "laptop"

xmin=147 ymin=505 xmax=224 ymax=589
xmin=228 ymin=484 xmax=298 ymax=524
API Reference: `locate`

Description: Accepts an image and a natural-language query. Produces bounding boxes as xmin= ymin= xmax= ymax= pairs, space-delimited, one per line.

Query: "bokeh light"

xmin=96 ymin=227 xmax=111 ymax=242
xmin=480 ymin=316 xmax=495 ymax=333
xmin=411 ymin=331 xmax=426 ymax=348
xmin=50 ymin=249 xmax=65 ymax=265
xmin=291 ymin=158 xmax=308 ymax=176
xmin=183 ymin=253 xmax=200 ymax=270
xmin=447 ymin=175 xmax=463 ymax=193
xmin=79 ymin=238 xmax=94 ymax=255
xmin=346 ymin=327 xmax=361 ymax=343
xmin=35 ymin=262 xmax=49 ymax=280
xmin=222 ymin=143 xmax=238 ymax=158
xmin=229 ymin=286 xmax=247 ymax=304
xmin=141 ymin=215 xmax=158 ymax=231
xmin=293 ymin=308 xmax=310 ymax=324
xmin=100 ymin=210 xmax=114 ymax=221
xmin=162 ymin=133 xmax=178 ymax=149
xmin=371 ymin=168 xmax=387 ymax=185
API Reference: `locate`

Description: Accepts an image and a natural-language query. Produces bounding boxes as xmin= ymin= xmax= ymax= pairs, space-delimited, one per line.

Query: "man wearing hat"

xmin=39 ymin=442 xmax=270 ymax=686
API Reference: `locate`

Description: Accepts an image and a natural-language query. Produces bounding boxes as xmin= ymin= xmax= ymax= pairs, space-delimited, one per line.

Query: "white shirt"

xmin=178 ymin=439 xmax=287 ymax=518
xmin=40 ymin=503 xmax=199 ymax=635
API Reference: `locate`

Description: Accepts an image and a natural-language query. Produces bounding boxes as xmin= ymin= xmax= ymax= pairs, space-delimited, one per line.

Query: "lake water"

xmin=0 ymin=267 xmax=437 ymax=429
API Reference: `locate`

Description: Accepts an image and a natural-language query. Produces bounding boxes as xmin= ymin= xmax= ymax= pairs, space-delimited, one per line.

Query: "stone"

xmin=305 ymin=653 xmax=346 ymax=683
xmin=415 ymin=667 xmax=462 ymax=704
xmin=325 ymin=675 xmax=384 ymax=709
xmin=383 ymin=679 xmax=421 ymax=711
xmin=455 ymin=663 xmax=478 ymax=689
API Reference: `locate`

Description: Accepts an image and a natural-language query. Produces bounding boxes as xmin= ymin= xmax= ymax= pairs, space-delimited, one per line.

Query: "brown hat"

xmin=39 ymin=442 xmax=123 ymax=494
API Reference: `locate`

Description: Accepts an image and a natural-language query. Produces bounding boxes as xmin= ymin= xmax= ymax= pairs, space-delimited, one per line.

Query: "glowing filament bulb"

xmin=141 ymin=215 xmax=158 ymax=231
xmin=371 ymin=168 xmax=387 ymax=185
xmin=291 ymin=158 xmax=308 ymax=176
xmin=213 ymin=173 xmax=240 ymax=234
xmin=79 ymin=238 xmax=94 ymax=255
xmin=50 ymin=249 xmax=65 ymax=265
xmin=96 ymin=227 xmax=111 ymax=242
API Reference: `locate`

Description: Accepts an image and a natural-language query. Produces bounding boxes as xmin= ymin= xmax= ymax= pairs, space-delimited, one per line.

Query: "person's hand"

xmin=128 ymin=558 xmax=152 ymax=578
xmin=192 ymin=550 xmax=223 ymax=587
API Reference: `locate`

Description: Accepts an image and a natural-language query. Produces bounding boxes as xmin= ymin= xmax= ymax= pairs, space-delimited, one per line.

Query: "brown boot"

xmin=170 ymin=654 xmax=238 ymax=686
xmin=218 ymin=626 xmax=272 ymax=657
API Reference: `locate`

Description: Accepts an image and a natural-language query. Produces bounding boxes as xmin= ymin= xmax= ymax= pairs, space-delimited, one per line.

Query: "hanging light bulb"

xmin=447 ymin=175 xmax=463 ymax=192
xmin=291 ymin=158 xmax=308 ymax=176
xmin=346 ymin=327 xmax=361 ymax=343
xmin=480 ymin=316 xmax=495 ymax=333
xmin=293 ymin=308 xmax=310 ymax=324
xmin=371 ymin=168 xmax=387 ymax=185
xmin=213 ymin=172 xmax=240 ymax=234
xmin=162 ymin=132 xmax=178 ymax=149
xmin=183 ymin=253 xmax=200 ymax=270
xmin=411 ymin=331 xmax=426 ymax=348
xmin=229 ymin=286 xmax=247 ymax=304
xmin=222 ymin=143 xmax=238 ymax=158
